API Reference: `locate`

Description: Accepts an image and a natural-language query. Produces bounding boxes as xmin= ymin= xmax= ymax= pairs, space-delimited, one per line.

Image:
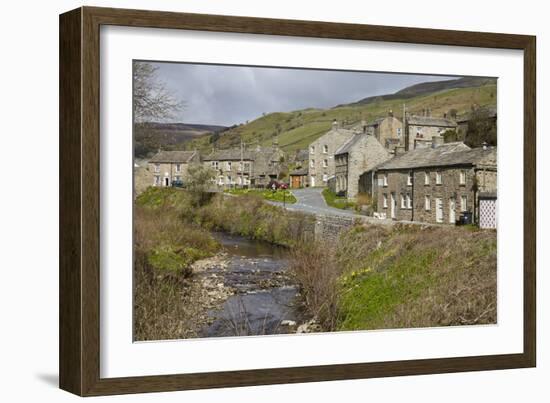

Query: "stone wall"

xmin=148 ymin=161 xmax=192 ymax=187
xmin=313 ymin=214 xmax=357 ymax=242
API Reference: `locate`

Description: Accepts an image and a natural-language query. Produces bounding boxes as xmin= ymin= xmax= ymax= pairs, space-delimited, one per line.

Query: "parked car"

xmin=171 ymin=179 xmax=184 ymax=188
xmin=267 ymin=180 xmax=289 ymax=190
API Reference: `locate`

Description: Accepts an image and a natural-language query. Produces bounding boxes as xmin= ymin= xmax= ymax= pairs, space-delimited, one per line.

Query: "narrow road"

xmin=285 ymin=188 xmax=358 ymax=217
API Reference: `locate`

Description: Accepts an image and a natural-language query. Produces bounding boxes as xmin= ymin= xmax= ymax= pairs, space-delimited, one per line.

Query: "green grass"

xmin=225 ymin=188 xmax=297 ymax=204
xmin=337 ymin=250 xmax=437 ymax=330
xmin=322 ymin=188 xmax=356 ymax=210
xmin=185 ymin=84 xmax=497 ymax=154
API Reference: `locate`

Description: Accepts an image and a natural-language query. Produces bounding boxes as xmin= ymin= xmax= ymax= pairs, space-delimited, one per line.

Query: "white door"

xmin=390 ymin=192 xmax=396 ymax=219
xmin=449 ymin=197 xmax=456 ymax=223
xmin=436 ymin=198 xmax=443 ymax=223
xmin=310 ymin=176 xmax=315 ymax=187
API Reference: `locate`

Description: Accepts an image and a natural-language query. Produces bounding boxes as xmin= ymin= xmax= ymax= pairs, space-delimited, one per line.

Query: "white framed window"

xmin=424 ymin=171 xmax=430 ymax=185
xmin=407 ymin=171 xmax=413 ymax=186
xmin=323 ymin=159 xmax=328 ymax=168
xmin=406 ymin=193 xmax=412 ymax=209
xmin=310 ymin=159 xmax=315 ymax=168
xmin=154 ymin=175 xmax=160 ymax=185
xmin=383 ymin=193 xmax=388 ymax=208
xmin=175 ymin=163 xmax=181 ymax=172
xmin=397 ymin=127 xmax=402 ymax=137
xmin=425 ymin=195 xmax=431 ymax=210
xmin=461 ymin=195 xmax=467 ymax=212
xmin=154 ymin=163 xmax=160 ymax=173
xmin=322 ymin=174 xmax=328 ymax=182
xmin=310 ymin=145 xmax=315 ymax=154
xmin=436 ymin=171 xmax=442 ymax=185
xmin=227 ymin=175 xmax=232 ymax=184
xmin=226 ymin=161 xmax=232 ymax=171
xmin=382 ymin=173 xmax=388 ymax=187
xmin=218 ymin=175 xmax=224 ymax=185
xmin=238 ymin=161 xmax=243 ymax=171
xmin=401 ymin=194 xmax=406 ymax=209
xmin=459 ymin=170 xmax=466 ymax=185
xmin=211 ymin=161 xmax=219 ymax=169
xmin=323 ymin=144 xmax=328 ymax=154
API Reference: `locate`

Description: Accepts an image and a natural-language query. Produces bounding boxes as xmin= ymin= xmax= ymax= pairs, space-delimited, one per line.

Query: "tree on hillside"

xmin=133 ymin=62 xmax=184 ymax=123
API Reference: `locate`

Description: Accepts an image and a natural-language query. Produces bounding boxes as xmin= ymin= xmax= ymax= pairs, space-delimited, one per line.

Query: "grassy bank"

xmin=134 ymin=188 xmax=220 ymax=340
xmin=290 ymin=224 xmax=497 ymax=331
xmin=322 ymin=188 xmax=356 ymax=210
xmin=224 ymin=188 xmax=297 ymax=204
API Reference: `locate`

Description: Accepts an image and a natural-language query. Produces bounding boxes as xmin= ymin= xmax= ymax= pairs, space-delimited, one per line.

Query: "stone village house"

xmin=148 ymin=150 xmax=201 ymax=187
xmin=308 ymin=120 xmax=355 ymax=187
xmin=365 ymin=111 xmax=404 ymax=152
xmin=375 ymin=138 xmax=497 ymax=225
xmin=405 ymin=113 xmax=458 ymax=151
xmin=203 ymin=145 xmax=285 ymax=188
xmin=331 ymin=132 xmax=391 ymax=200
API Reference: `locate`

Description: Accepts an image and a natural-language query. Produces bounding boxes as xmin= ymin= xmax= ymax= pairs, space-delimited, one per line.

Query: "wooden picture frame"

xmin=59 ymin=6 xmax=536 ymax=396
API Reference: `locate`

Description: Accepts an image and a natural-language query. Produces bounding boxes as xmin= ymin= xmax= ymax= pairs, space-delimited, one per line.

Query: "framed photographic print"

xmin=59 ymin=6 xmax=536 ymax=396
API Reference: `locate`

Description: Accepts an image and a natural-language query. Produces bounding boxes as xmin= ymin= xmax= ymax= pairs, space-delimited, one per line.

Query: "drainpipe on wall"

xmin=411 ymin=170 xmax=415 ymax=222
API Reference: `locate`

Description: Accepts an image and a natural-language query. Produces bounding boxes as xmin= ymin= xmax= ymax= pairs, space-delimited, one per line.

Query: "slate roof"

xmin=407 ymin=115 xmax=457 ymax=127
xmin=334 ymin=133 xmax=384 ymax=155
xmin=376 ymin=142 xmax=497 ymax=170
xmin=202 ymin=148 xmax=255 ymax=161
xmin=149 ymin=150 xmax=198 ymax=163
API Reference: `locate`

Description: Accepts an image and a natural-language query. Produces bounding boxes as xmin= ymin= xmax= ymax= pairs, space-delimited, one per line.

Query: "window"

xmin=323 ymin=144 xmax=328 ymax=154
xmin=175 ymin=163 xmax=181 ymax=172
xmin=383 ymin=193 xmax=388 ymax=208
xmin=154 ymin=175 xmax=160 ymax=185
xmin=436 ymin=171 xmax=442 ymax=185
xmin=226 ymin=161 xmax=232 ymax=171
xmin=406 ymin=194 xmax=412 ymax=209
xmin=424 ymin=172 xmax=430 ymax=185
xmin=382 ymin=173 xmax=388 ymax=187
xmin=310 ymin=145 xmax=315 ymax=154
xmin=227 ymin=175 xmax=232 ymax=184
xmin=322 ymin=174 xmax=328 ymax=182
xmin=154 ymin=163 xmax=160 ymax=173
xmin=461 ymin=195 xmax=467 ymax=212
xmin=401 ymin=194 xmax=406 ymax=209
xmin=425 ymin=195 xmax=431 ymax=210
xmin=397 ymin=127 xmax=402 ymax=137
xmin=310 ymin=159 xmax=315 ymax=168
xmin=238 ymin=161 xmax=243 ymax=171
xmin=243 ymin=162 xmax=250 ymax=171
xmin=407 ymin=171 xmax=413 ymax=186
xmin=323 ymin=159 xmax=328 ymax=168
xmin=459 ymin=170 xmax=466 ymax=185
xmin=211 ymin=161 xmax=219 ymax=170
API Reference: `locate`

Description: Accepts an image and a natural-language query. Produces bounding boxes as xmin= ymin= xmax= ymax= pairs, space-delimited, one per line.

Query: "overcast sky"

xmin=146 ymin=61 xmax=458 ymax=126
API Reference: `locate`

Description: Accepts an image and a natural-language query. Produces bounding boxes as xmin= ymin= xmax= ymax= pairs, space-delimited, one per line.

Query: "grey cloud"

xmin=147 ymin=61 xmax=458 ymax=126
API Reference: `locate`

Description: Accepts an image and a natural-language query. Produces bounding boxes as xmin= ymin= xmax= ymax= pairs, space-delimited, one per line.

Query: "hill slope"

xmin=185 ymin=80 xmax=497 ymax=154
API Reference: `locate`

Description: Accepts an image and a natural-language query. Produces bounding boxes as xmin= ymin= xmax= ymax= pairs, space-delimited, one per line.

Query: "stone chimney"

xmin=431 ymin=136 xmax=444 ymax=148
xmin=388 ymin=109 xmax=394 ymax=117
xmin=332 ymin=119 xmax=339 ymax=130
xmin=394 ymin=145 xmax=406 ymax=156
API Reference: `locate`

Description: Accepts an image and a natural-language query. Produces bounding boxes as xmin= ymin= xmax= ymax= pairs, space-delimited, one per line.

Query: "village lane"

xmin=280 ymin=187 xmax=358 ymax=217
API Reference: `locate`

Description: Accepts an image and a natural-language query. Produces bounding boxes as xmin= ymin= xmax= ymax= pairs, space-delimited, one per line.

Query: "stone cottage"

xmin=375 ymin=138 xmax=497 ymax=225
xmin=332 ymin=133 xmax=391 ymax=200
xmin=405 ymin=114 xmax=457 ymax=150
xmin=148 ymin=150 xmax=201 ymax=187
xmin=203 ymin=145 xmax=285 ymax=188
xmin=366 ymin=111 xmax=404 ymax=151
xmin=307 ymin=120 xmax=355 ymax=187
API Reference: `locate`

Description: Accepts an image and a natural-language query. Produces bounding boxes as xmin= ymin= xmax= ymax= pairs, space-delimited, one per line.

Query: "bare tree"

xmin=133 ymin=62 xmax=184 ymax=123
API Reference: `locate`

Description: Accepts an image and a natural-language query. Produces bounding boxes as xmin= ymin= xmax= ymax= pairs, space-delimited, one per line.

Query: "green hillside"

xmin=185 ymin=83 xmax=497 ymax=154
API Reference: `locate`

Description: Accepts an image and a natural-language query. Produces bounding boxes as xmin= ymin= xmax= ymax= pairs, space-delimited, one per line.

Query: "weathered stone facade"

xmin=203 ymin=146 xmax=285 ymax=188
xmin=405 ymin=115 xmax=457 ymax=150
xmin=367 ymin=113 xmax=404 ymax=151
xmin=307 ymin=121 xmax=354 ymax=187
xmin=375 ymin=143 xmax=497 ymax=225
xmin=148 ymin=150 xmax=201 ymax=187
xmin=333 ymin=133 xmax=391 ymax=199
